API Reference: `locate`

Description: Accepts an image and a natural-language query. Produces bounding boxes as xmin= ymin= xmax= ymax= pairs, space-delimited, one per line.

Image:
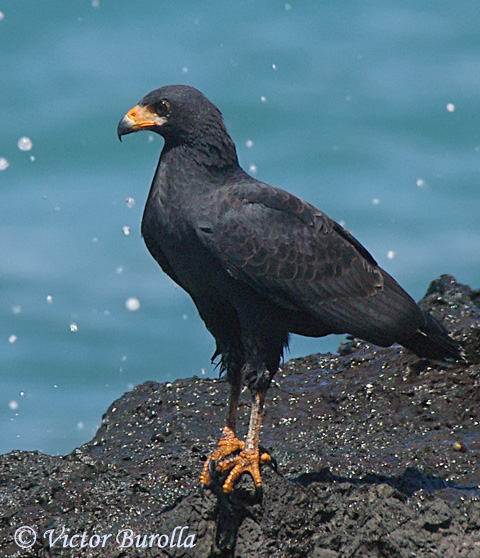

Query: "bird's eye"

xmin=153 ymin=100 xmax=170 ymax=117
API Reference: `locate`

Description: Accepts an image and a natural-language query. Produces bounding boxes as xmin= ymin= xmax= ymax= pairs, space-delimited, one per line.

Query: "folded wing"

xmin=196 ymin=181 xmax=429 ymax=347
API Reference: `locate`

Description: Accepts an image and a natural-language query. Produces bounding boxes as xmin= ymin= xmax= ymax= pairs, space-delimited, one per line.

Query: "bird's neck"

xmin=154 ymin=139 xmax=242 ymax=195
xmin=167 ymin=130 xmax=239 ymax=169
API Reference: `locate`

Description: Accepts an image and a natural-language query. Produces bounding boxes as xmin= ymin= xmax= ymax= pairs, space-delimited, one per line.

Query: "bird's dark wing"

xmin=196 ymin=181 xmax=422 ymax=344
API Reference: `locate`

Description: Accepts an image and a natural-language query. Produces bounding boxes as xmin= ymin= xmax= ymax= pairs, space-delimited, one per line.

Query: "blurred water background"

xmin=1 ymin=1 xmax=479 ymax=455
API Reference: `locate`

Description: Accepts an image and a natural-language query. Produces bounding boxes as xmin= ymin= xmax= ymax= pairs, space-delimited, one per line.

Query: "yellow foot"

xmin=218 ymin=449 xmax=273 ymax=493
xmin=200 ymin=426 xmax=245 ymax=488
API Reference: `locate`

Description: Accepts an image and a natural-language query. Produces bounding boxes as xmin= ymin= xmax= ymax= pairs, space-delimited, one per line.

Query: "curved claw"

xmin=208 ymin=457 xmax=217 ymax=478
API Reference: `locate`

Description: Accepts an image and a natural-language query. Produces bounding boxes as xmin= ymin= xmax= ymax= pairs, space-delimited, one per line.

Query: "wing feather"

xmin=196 ymin=181 xmax=422 ymax=343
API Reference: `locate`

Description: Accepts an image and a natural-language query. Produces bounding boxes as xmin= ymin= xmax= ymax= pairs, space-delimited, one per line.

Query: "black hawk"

xmin=117 ymin=85 xmax=461 ymax=493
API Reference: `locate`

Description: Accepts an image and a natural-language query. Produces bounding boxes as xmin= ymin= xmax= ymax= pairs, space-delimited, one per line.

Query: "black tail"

xmin=400 ymin=310 xmax=463 ymax=361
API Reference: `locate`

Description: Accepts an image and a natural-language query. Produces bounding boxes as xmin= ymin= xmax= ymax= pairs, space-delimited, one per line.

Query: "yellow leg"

xmin=215 ymin=390 xmax=271 ymax=493
xmin=200 ymin=370 xmax=243 ymax=488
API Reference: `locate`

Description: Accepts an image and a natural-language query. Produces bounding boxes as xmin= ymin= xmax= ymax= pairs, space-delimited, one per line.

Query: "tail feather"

xmin=400 ymin=310 xmax=463 ymax=361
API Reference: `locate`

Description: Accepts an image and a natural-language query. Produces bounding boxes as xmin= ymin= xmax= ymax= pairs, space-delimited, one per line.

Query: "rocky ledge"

xmin=1 ymin=275 xmax=479 ymax=558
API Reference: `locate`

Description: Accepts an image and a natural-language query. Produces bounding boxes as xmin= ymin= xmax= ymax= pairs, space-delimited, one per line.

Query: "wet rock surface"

xmin=1 ymin=275 xmax=479 ymax=557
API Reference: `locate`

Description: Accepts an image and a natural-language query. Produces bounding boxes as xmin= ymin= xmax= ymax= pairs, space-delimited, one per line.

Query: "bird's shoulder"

xmin=196 ymin=179 xmax=381 ymax=294
xmin=200 ymin=180 xmax=375 ymax=263
xmin=198 ymin=179 xmax=330 ymax=233
xmin=229 ymin=180 xmax=323 ymax=226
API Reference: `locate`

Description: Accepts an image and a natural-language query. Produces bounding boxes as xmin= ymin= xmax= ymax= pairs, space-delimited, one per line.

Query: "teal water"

xmin=1 ymin=1 xmax=479 ymax=455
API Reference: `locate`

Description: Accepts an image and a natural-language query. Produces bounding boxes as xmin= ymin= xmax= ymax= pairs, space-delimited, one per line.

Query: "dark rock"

xmin=1 ymin=275 xmax=479 ymax=557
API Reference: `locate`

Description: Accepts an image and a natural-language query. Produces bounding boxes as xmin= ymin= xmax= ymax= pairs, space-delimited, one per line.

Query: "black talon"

xmin=208 ymin=458 xmax=217 ymax=478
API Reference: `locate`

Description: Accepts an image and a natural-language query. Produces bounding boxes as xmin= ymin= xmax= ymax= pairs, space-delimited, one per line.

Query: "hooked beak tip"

xmin=117 ymin=115 xmax=133 ymax=141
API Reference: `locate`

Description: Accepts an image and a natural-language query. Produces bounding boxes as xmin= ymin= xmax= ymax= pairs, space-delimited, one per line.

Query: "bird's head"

xmin=118 ymin=85 xmax=222 ymax=143
xmin=117 ymin=85 xmax=239 ymax=167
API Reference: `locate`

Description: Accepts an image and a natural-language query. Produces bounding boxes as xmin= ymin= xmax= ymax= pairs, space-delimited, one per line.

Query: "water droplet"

xmin=125 ymin=297 xmax=140 ymax=311
xmin=0 ymin=157 xmax=9 ymax=170
xmin=125 ymin=197 xmax=135 ymax=208
xmin=446 ymin=103 xmax=455 ymax=112
xmin=387 ymin=250 xmax=396 ymax=260
xmin=17 ymin=136 xmax=33 ymax=151
xmin=8 ymin=334 xmax=18 ymax=344
xmin=122 ymin=226 xmax=131 ymax=236
xmin=70 ymin=323 xmax=79 ymax=332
